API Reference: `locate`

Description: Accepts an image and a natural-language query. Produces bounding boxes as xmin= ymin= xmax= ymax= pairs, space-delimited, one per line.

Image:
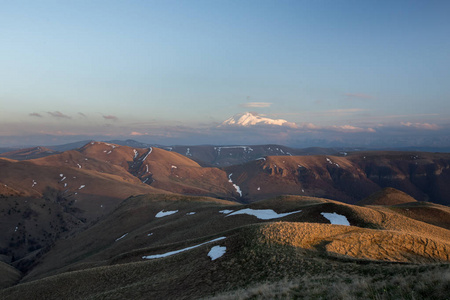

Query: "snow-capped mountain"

xmin=222 ymin=112 xmax=293 ymax=127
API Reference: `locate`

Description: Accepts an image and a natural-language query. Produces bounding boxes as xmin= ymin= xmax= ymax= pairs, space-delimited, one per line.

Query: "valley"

xmin=0 ymin=141 xmax=449 ymax=299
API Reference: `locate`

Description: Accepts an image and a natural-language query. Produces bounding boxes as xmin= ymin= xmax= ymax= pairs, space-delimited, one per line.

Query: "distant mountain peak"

xmin=222 ymin=112 xmax=294 ymax=127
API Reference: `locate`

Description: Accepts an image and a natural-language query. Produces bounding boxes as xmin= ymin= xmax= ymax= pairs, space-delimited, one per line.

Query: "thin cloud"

xmin=29 ymin=112 xmax=43 ymax=118
xmin=241 ymin=102 xmax=272 ymax=108
xmin=329 ymin=125 xmax=376 ymax=133
xmin=103 ymin=115 xmax=119 ymax=121
xmin=344 ymin=93 xmax=374 ymax=100
xmin=47 ymin=111 xmax=71 ymax=119
xmin=78 ymin=112 xmax=87 ymax=118
xmin=401 ymin=122 xmax=440 ymax=130
xmin=297 ymin=122 xmax=375 ymax=133
xmin=326 ymin=108 xmax=366 ymax=114
xmin=130 ymin=131 xmax=147 ymax=136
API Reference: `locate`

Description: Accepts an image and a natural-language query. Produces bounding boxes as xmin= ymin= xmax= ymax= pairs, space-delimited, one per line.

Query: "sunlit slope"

xmin=0 ymin=157 xmax=163 ymax=220
xmin=21 ymin=194 xmax=450 ymax=285
xmin=358 ymin=187 xmax=450 ymax=230
xmin=0 ymin=146 xmax=59 ymax=160
xmin=225 ymin=151 xmax=450 ymax=205
xmin=77 ymin=142 xmax=237 ymax=198
xmin=2 ymin=193 xmax=449 ymax=300
xmin=358 ymin=187 xmax=418 ymax=205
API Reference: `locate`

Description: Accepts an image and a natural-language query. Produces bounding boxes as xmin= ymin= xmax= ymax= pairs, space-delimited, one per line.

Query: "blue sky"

xmin=1 ymin=0 xmax=449 ymax=147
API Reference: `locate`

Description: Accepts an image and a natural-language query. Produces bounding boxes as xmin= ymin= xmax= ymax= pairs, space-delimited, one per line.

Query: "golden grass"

xmin=1 ymin=221 xmax=450 ymax=300
xmin=258 ymin=222 xmax=450 ymax=263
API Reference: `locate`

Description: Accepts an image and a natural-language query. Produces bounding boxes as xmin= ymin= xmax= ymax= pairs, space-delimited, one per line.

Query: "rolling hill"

xmin=1 ymin=193 xmax=449 ymax=299
xmin=1 ymin=141 xmax=449 ymax=299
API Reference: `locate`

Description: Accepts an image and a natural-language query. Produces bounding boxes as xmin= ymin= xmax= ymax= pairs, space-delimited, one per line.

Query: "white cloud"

xmin=401 ymin=122 xmax=440 ymax=130
xmin=130 ymin=131 xmax=147 ymax=136
xmin=240 ymin=102 xmax=272 ymax=108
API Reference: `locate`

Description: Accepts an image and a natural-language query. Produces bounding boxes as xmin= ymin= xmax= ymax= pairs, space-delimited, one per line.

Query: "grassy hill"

xmin=1 ymin=193 xmax=448 ymax=299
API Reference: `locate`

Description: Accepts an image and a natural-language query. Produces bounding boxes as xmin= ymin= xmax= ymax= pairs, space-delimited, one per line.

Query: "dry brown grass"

xmin=358 ymin=187 xmax=418 ymax=206
xmin=258 ymin=221 xmax=450 ymax=263
xmin=0 ymin=262 xmax=21 ymax=289
xmin=209 ymin=264 xmax=450 ymax=300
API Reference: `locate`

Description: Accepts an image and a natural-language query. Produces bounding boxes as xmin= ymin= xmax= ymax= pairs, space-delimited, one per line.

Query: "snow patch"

xmin=155 ymin=210 xmax=178 ymax=218
xmin=32 ymin=180 xmax=37 ymax=187
xmin=77 ymin=163 xmax=82 ymax=168
xmin=186 ymin=212 xmax=196 ymax=215
xmin=147 ymin=233 xmax=153 ymax=236
xmin=228 ymin=173 xmax=242 ymax=197
xmin=186 ymin=148 xmax=191 ymax=156
xmin=115 ymin=233 xmax=128 ymax=241
xmin=171 ymin=165 xmax=177 ymax=169
xmin=78 ymin=185 xmax=85 ymax=190
xmin=222 ymin=112 xmax=289 ymax=127
xmin=226 ymin=208 xmax=302 ymax=220
xmin=208 ymin=245 xmax=226 ymax=261
xmin=219 ymin=210 xmax=234 ymax=214
xmin=257 ymin=187 xmax=260 ymax=191
xmin=141 ymin=148 xmax=152 ymax=161
xmin=320 ymin=212 xmax=350 ymax=226
xmin=133 ymin=149 xmax=138 ymax=158
xmin=142 ymin=237 xmax=226 ymax=260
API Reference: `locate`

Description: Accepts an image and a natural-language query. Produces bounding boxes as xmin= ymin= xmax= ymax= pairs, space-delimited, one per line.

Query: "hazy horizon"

xmin=1 ymin=1 xmax=450 ymax=148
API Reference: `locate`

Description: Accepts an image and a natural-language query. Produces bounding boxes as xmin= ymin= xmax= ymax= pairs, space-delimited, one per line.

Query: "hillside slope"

xmin=224 ymin=151 xmax=450 ymax=205
xmin=2 ymin=194 xmax=447 ymax=299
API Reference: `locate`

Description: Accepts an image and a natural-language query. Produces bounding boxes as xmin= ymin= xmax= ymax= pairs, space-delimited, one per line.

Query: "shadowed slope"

xmin=0 ymin=262 xmax=21 ymax=289
xmin=225 ymin=151 xmax=450 ymax=205
xmin=17 ymin=194 xmax=450 ymax=288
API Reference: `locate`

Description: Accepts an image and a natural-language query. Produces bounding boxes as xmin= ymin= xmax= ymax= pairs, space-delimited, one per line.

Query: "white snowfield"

xmin=222 ymin=112 xmax=288 ymax=127
xmin=226 ymin=208 xmax=302 ymax=220
xmin=320 ymin=212 xmax=350 ymax=226
xmin=208 ymin=245 xmax=226 ymax=261
xmin=142 ymin=237 xmax=226 ymax=260
xmin=155 ymin=210 xmax=178 ymax=218
xmin=228 ymin=173 xmax=242 ymax=197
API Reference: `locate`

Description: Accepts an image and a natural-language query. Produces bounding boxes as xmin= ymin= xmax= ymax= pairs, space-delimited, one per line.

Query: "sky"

xmin=1 ymin=0 xmax=450 ymax=148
